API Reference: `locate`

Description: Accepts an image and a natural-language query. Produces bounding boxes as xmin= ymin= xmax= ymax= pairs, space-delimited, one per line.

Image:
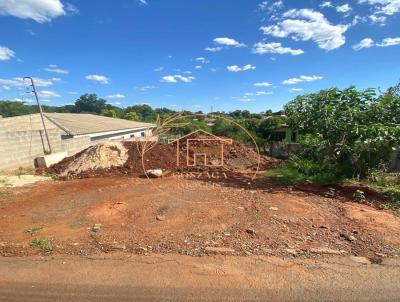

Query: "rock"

xmin=246 ymin=228 xmax=256 ymax=235
xmin=92 ymin=224 xmax=102 ymax=232
xmin=310 ymin=248 xmax=346 ymax=255
xmin=285 ymin=248 xmax=299 ymax=256
xmin=341 ymin=233 xmax=357 ymax=242
xmin=156 ymin=215 xmax=165 ymax=221
xmin=146 ymin=169 xmax=163 ymax=178
xmin=137 ymin=246 xmax=148 ymax=253
xmin=205 ymin=247 xmax=235 ymax=255
xmin=349 ymin=256 xmax=371 ymax=264
xmin=269 ymin=207 xmax=279 ymax=211
xmin=375 ymin=252 xmax=386 ymax=257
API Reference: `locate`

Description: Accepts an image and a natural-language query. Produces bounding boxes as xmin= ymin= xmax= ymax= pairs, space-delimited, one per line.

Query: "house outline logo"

xmin=168 ymin=129 xmax=233 ymax=167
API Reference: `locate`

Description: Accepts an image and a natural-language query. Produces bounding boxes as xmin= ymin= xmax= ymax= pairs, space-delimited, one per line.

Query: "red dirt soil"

xmin=1 ymin=175 xmax=399 ymax=262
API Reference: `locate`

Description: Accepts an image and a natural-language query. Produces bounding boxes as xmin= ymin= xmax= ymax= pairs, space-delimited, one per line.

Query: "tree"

xmin=74 ymin=94 xmax=106 ymax=114
xmin=284 ymin=87 xmax=400 ymax=176
xmin=101 ymin=108 xmax=117 ymax=118
xmin=124 ymin=111 xmax=140 ymax=121
xmin=125 ymin=104 xmax=156 ymax=122
xmin=0 ymin=101 xmax=36 ymax=117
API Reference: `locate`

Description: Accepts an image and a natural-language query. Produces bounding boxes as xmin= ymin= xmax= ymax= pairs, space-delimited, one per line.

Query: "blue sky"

xmin=0 ymin=0 xmax=399 ymax=112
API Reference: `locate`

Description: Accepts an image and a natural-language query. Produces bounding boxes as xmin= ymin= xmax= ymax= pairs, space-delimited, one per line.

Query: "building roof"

xmin=44 ymin=113 xmax=155 ymax=136
xmin=0 ymin=114 xmax=60 ymax=132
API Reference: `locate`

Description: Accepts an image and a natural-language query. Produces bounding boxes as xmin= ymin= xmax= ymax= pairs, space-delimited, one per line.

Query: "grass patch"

xmin=25 ymin=225 xmax=44 ymax=235
xmin=71 ymin=216 xmax=91 ymax=228
xmin=351 ymin=172 xmax=400 ymax=209
xmin=30 ymin=239 xmax=54 ymax=253
xmin=267 ymin=162 xmax=346 ymax=185
xmin=0 ymin=190 xmax=11 ymax=196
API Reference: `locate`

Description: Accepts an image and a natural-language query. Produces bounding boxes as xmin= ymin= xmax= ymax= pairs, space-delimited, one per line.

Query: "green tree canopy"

xmin=74 ymin=94 xmax=106 ymax=114
xmin=284 ymin=86 xmax=400 ymax=176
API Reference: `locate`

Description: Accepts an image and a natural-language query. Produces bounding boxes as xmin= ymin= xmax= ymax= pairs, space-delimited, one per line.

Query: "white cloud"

xmin=253 ymin=42 xmax=304 ymax=55
xmin=358 ymin=0 xmax=400 ymax=16
xmin=377 ymin=37 xmax=400 ymax=47
xmin=336 ymin=4 xmax=352 ymax=14
xmin=85 ymin=74 xmax=109 ymax=84
xmin=0 ymin=77 xmax=54 ymax=87
xmin=261 ymin=9 xmax=349 ymax=50
xmin=205 ymin=46 xmax=223 ymax=52
xmin=38 ymin=90 xmax=60 ymax=98
xmin=0 ymin=46 xmax=15 ymax=61
xmin=10 ymin=98 xmax=29 ymax=103
xmin=290 ymin=88 xmax=304 ymax=92
xmin=320 ymin=1 xmax=333 ymax=8
xmin=195 ymin=65 xmax=202 ymax=69
xmin=244 ymin=91 xmax=273 ymax=97
xmin=227 ymin=64 xmax=256 ymax=72
xmin=195 ymin=57 xmax=209 ymax=64
xmin=0 ymin=0 xmax=67 ymax=23
xmin=106 ymin=94 xmax=125 ymax=99
xmin=161 ymin=75 xmax=177 ymax=83
xmin=2 ymin=85 xmax=11 ymax=90
xmin=369 ymin=14 xmax=387 ymax=24
xmin=140 ymin=85 xmax=156 ymax=91
xmin=258 ymin=0 xmax=284 ymax=14
xmin=154 ymin=66 xmax=164 ymax=72
xmin=353 ymin=38 xmax=375 ymax=50
xmin=352 ymin=37 xmax=400 ymax=50
xmin=44 ymin=64 xmax=69 ymax=74
xmin=238 ymin=97 xmax=255 ymax=102
xmin=254 ymin=82 xmax=272 ymax=87
xmin=213 ymin=37 xmax=246 ymax=48
xmin=138 ymin=0 xmax=148 ymax=5
xmin=282 ymin=75 xmax=323 ymax=85
xmin=160 ymin=75 xmax=195 ymax=83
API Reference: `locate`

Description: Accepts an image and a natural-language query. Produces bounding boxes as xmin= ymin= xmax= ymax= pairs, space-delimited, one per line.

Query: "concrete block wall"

xmin=60 ymin=136 xmax=94 ymax=157
xmin=0 ymin=128 xmax=63 ymax=171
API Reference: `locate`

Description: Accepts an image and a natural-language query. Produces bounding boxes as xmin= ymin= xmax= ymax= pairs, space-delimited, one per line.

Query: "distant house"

xmin=269 ymin=124 xmax=300 ymax=159
xmin=0 ymin=113 xmax=155 ymax=170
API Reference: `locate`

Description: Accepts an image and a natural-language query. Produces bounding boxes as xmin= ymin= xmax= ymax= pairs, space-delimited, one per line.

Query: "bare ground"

xmin=0 ymin=173 xmax=399 ymax=263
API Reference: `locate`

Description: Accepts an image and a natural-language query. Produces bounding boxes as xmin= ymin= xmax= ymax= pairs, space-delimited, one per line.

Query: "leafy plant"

xmin=30 ymin=239 xmax=54 ymax=253
xmin=71 ymin=216 xmax=91 ymax=228
xmin=285 ymin=86 xmax=400 ymax=178
xmin=25 ymin=225 xmax=44 ymax=235
xmin=353 ymin=190 xmax=367 ymax=203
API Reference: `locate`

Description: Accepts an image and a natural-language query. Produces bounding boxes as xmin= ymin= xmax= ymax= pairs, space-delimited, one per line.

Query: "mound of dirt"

xmin=49 ymin=137 xmax=280 ymax=179
xmin=55 ymin=142 xmax=129 ymax=177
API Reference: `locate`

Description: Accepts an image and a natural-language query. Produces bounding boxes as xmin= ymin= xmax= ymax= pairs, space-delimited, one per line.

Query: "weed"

xmin=25 ymin=225 xmax=44 ymax=235
xmin=30 ymin=239 xmax=54 ymax=253
xmin=267 ymin=160 xmax=345 ymax=185
xmin=0 ymin=190 xmax=11 ymax=196
xmin=353 ymin=190 xmax=367 ymax=203
xmin=71 ymin=216 xmax=91 ymax=228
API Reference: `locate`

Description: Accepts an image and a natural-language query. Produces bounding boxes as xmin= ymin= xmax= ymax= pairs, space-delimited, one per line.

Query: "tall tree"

xmin=74 ymin=94 xmax=106 ymax=114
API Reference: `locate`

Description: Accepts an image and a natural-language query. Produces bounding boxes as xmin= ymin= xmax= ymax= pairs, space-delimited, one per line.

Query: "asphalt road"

xmin=1 ymin=253 xmax=399 ymax=301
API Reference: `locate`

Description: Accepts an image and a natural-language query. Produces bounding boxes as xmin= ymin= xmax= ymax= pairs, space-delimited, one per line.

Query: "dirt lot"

xmin=0 ymin=172 xmax=399 ymax=262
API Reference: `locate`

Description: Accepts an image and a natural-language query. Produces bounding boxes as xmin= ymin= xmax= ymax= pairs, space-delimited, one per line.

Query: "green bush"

xmin=267 ymin=157 xmax=346 ymax=185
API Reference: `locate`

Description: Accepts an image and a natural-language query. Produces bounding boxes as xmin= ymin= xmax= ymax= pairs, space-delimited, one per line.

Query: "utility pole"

xmin=23 ymin=77 xmax=52 ymax=154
